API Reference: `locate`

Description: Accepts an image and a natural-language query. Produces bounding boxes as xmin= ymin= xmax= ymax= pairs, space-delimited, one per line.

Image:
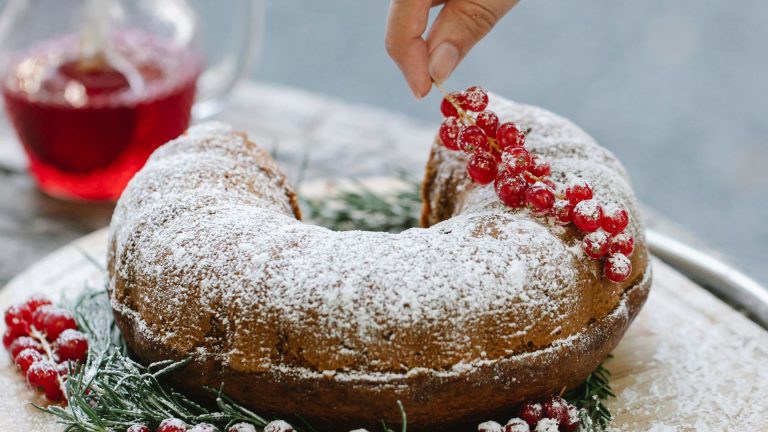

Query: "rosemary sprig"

xmin=564 ymin=357 xmax=615 ymax=431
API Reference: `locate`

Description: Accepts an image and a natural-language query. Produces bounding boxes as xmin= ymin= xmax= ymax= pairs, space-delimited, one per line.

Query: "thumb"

xmin=426 ymin=0 xmax=519 ymax=83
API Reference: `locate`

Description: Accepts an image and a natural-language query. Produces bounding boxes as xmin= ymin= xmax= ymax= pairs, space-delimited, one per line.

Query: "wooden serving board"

xmin=1 ymin=228 xmax=767 ymax=431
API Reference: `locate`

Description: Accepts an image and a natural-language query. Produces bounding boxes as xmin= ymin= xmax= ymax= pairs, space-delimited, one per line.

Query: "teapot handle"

xmin=192 ymin=0 xmax=264 ymax=120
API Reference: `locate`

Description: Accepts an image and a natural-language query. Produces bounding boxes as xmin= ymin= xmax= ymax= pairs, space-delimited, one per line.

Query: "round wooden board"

xmin=1 ymin=179 xmax=767 ymax=431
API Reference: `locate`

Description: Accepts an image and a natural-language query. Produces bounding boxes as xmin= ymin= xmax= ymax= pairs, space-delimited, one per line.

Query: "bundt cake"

xmin=107 ymin=96 xmax=651 ymax=431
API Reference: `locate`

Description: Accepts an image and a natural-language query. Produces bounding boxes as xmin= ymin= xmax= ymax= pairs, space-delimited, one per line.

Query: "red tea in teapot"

xmin=1 ymin=31 xmax=202 ymax=201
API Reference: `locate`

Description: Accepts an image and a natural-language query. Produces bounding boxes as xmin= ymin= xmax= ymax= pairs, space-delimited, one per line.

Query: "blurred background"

xmin=0 ymin=0 xmax=766 ymax=284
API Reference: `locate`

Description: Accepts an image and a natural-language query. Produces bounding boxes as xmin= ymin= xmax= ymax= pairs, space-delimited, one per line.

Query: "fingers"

xmin=427 ymin=0 xmax=519 ymax=83
xmin=385 ymin=0 xmax=434 ymax=98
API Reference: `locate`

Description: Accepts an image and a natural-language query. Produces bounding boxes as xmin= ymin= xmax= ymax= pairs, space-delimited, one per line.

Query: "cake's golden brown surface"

xmin=108 ymin=97 xmax=650 ymax=431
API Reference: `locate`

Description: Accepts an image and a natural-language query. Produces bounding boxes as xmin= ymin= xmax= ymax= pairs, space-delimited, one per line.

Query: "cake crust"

xmin=108 ymin=97 xmax=650 ymax=430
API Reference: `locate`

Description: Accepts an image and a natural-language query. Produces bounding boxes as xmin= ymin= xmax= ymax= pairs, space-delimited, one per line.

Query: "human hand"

xmin=385 ymin=0 xmax=520 ymax=99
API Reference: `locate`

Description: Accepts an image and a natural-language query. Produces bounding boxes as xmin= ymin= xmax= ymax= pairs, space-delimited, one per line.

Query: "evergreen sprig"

xmin=36 ymin=173 xmax=613 ymax=432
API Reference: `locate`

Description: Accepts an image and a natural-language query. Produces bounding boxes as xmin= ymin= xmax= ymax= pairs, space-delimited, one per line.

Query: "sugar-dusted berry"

xmin=601 ymin=203 xmax=629 ymax=234
xmin=477 ymin=420 xmax=503 ymax=432
xmin=572 ymin=199 xmax=603 ymax=233
xmin=439 ymin=117 xmax=463 ymax=151
xmin=534 ymin=418 xmax=559 ymax=432
xmin=528 ymin=155 xmax=551 ymax=178
xmin=496 ymin=122 xmax=523 ymax=149
xmin=158 ymin=418 xmax=189 ymax=432
xmin=609 ymin=232 xmax=635 ymax=256
xmin=462 ymin=86 xmax=489 ymax=111
xmin=14 ymin=348 xmax=43 ymax=374
xmin=34 ymin=306 xmax=77 ymax=341
xmin=501 ymin=147 xmax=530 ymax=175
xmin=127 ymin=425 xmax=151 ymax=432
xmin=468 ymin=152 xmax=498 ymax=184
xmin=190 ymin=423 xmax=219 ymax=432
xmin=26 ymin=360 xmax=59 ymax=393
xmin=9 ymin=336 xmax=42 ymax=359
xmin=264 ymin=420 xmax=295 ymax=432
xmin=458 ymin=125 xmax=489 ymax=153
xmin=525 ymin=182 xmax=556 ymax=216
xmin=605 ymin=253 xmax=632 ymax=283
xmin=582 ymin=230 xmax=611 ymax=259
xmin=565 ymin=177 xmax=593 ymax=205
xmin=543 ymin=396 xmax=569 ymax=425
xmin=561 ymin=404 xmax=581 ymax=432
xmin=519 ymin=401 xmax=543 ymax=426
xmin=495 ymin=172 xmax=529 ymax=208
xmin=552 ymin=200 xmax=573 ymax=225
xmin=476 ymin=111 xmax=499 ymax=138
xmin=504 ymin=418 xmax=530 ymax=432
xmin=440 ymin=92 xmax=462 ymax=117
xmin=227 ymin=423 xmax=257 ymax=432
xmin=54 ymin=329 xmax=89 ymax=363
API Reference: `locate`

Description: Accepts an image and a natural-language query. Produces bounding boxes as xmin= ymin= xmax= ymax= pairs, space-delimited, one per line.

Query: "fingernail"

xmin=410 ymin=84 xmax=423 ymax=100
xmin=429 ymin=42 xmax=460 ymax=83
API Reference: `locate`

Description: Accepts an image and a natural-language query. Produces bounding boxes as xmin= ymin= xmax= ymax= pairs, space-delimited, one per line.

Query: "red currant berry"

xmin=534 ymin=418 xmax=559 ymax=432
xmin=565 ymin=177 xmax=593 ymax=205
xmin=57 ymin=361 xmax=71 ymax=378
xmin=609 ymin=233 xmax=635 ymax=256
xmin=561 ymin=405 xmax=581 ymax=432
xmin=600 ymin=203 xmax=629 ymax=235
xmin=543 ymin=396 xmax=569 ymax=424
xmin=14 ymin=348 xmax=43 ymax=374
xmin=552 ymin=200 xmax=573 ymax=225
xmin=3 ymin=320 xmax=30 ymax=347
xmin=44 ymin=380 xmax=65 ymax=401
xmin=5 ymin=303 xmax=32 ymax=329
xmin=467 ymin=152 xmax=498 ymax=184
xmin=26 ymin=360 xmax=58 ymax=392
xmin=54 ymin=329 xmax=89 ymax=363
xmin=264 ymin=420 xmax=295 ymax=432
xmin=500 ymin=147 xmax=530 ymax=175
xmin=582 ymin=230 xmax=611 ymax=259
xmin=572 ymin=200 xmax=603 ymax=233
xmin=23 ymin=295 xmax=53 ymax=314
xmin=496 ymin=122 xmax=523 ymax=149
xmin=519 ymin=401 xmax=543 ymax=426
xmin=9 ymin=336 xmax=43 ymax=359
xmin=461 ymin=86 xmax=489 ymax=111
xmin=478 ymin=420 xmax=503 ymax=432
xmin=227 ymin=423 xmax=257 ymax=432
xmin=476 ymin=111 xmax=499 ymax=138
xmin=529 ymin=155 xmax=551 ymax=178
xmin=495 ymin=173 xmax=529 ymax=208
xmin=35 ymin=307 xmax=77 ymax=341
xmin=605 ymin=253 xmax=632 ymax=283
xmin=127 ymin=425 xmax=151 ymax=432
xmin=504 ymin=418 xmax=529 ymax=432
xmin=440 ymin=92 xmax=462 ymax=117
xmin=190 ymin=423 xmax=219 ymax=432
xmin=158 ymin=418 xmax=189 ymax=432
xmin=439 ymin=117 xmax=462 ymax=151
xmin=525 ymin=182 xmax=556 ymax=216
xmin=458 ymin=125 xmax=489 ymax=153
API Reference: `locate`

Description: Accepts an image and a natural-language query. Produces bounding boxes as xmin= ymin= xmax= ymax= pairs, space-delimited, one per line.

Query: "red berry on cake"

xmin=582 ymin=230 xmax=611 ymax=259
xmin=565 ymin=177 xmax=593 ymax=205
xmin=458 ymin=125 xmax=489 ymax=153
xmin=501 ymin=147 xmax=531 ymax=175
xmin=439 ymin=117 xmax=463 ymax=151
xmin=9 ymin=336 xmax=42 ymax=359
xmin=476 ymin=111 xmax=500 ymax=137
xmin=496 ymin=122 xmax=523 ymax=149
xmin=440 ymin=92 xmax=462 ymax=117
xmin=572 ymin=199 xmax=603 ymax=232
xmin=227 ymin=424 xmax=257 ymax=432
xmin=158 ymin=418 xmax=189 ymax=432
xmin=264 ymin=420 xmax=295 ymax=432
xmin=190 ymin=423 xmax=219 ymax=432
xmin=525 ymin=182 xmax=556 ymax=216
xmin=468 ymin=152 xmax=499 ymax=184
xmin=126 ymin=424 xmax=151 ymax=432
xmin=495 ymin=173 xmax=529 ymax=208
xmin=519 ymin=401 xmax=544 ymax=426
xmin=561 ymin=405 xmax=581 ymax=432
xmin=605 ymin=253 xmax=632 ymax=283
xmin=504 ymin=418 xmax=530 ymax=432
xmin=542 ymin=396 xmax=569 ymax=425
xmin=533 ymin=418 xmax=559 ymax=432
xmin=54 ymin=329 xmax=89 ymax=363
xmin=528 ymin=155 xmax=551 ymax=178
xmin=5 ymin=303 xmax=31 ymax=330
xmin=14 ymin=348 xmax=43 ymax=374
xmin=609 ymin=232 xmax=635 ymax=256
xmin=552 ymin=200 xmax=573 ymax=225
xmin=601 ymin=203 xmax=629 ymax=234
xmin=477 ymin=420 xmax=504 ymax=432
xmin=462 ymin=86 xmax=489 ymax=111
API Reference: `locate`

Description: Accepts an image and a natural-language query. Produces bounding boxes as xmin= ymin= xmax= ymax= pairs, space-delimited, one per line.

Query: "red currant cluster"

xmin=3 ymin=294 xmax=89 ymax=402
xmin=126 ymin=418 xmax=293 ymax=432
xmin=437 ymin=86 xmax=634 ymax=283
xmin=477 ymin=396 xmax=580 ymax=432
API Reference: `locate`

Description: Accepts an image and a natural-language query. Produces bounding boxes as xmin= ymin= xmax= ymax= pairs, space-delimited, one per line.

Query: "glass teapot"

xmin=0 ymin=0 xmax=261 ymax=201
